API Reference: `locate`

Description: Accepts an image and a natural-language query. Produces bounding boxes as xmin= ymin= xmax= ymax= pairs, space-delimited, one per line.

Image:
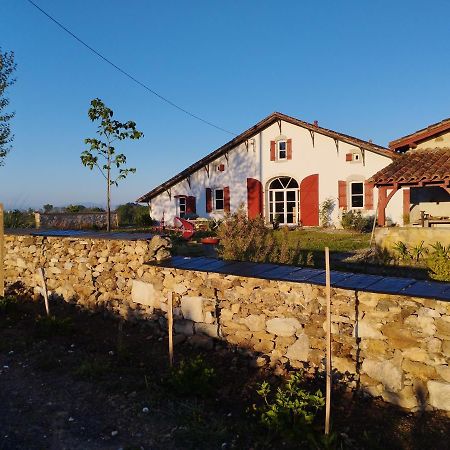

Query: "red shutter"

xmin=224 ymin=186 xmax=230 ymax=213
xmin=186 ymin=196 xmax=196 ymax=214
xmin=403 ymin=188 xmax=410 ymax=220
xmin=247 ymin=178 xmax=263 ymax=219
xmin=345 ymin=153 xmax=353 ymax=161
xmin=364 ymin=181 xmax=374 ymax=210
xmin=270 ymin=141 xmax=276 ymax=161
xmin=287 ymin=138 xmax=292 ymax=160
xmin=206 ymin=188 xmax=212 ymax=213
xmin=218 ymin=164 xmax=225 ymax=172
xmin=338 ymin=181 xmax=347 ymax=210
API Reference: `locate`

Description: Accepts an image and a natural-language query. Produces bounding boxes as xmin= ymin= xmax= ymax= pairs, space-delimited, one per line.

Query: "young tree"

xmin=0 ymin=48 xmax=16 ymax=166
xmin=81 ymin=98 xmax=143 ymax=231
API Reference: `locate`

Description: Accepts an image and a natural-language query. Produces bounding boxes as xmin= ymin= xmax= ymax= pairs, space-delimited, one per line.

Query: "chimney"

xmin=313 ymin=120 xmax=319 ymax=127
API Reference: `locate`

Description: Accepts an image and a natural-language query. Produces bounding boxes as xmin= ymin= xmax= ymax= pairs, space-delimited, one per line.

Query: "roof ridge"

xmin=137 ymin=112 xmax=394 ymax=203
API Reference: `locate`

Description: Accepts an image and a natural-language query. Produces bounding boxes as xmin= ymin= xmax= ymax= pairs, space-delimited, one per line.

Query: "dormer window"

xmin=278 ymin=140 xmax=287 ymax=160
xmin=270 ymin=138 xmax=292 ymax=161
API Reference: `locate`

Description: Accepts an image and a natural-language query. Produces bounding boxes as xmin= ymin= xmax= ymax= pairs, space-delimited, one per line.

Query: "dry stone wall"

xmin=4 ymin=233 xmax=450 ymax=413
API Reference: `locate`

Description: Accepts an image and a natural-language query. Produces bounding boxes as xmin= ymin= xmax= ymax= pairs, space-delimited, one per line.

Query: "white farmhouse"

xmin=137 ymin=112 xmax=398 ymax=227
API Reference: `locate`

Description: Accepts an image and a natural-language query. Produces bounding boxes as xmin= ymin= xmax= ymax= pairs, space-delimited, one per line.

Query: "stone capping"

xmin=149 ymin=256 xmax=450 ymax=302
xmin=6 ymin=230 xmax=153 ymax=242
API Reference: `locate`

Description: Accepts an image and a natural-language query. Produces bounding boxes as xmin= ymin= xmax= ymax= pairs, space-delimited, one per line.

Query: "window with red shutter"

xmin=364 ymin=181 xmax=374 ymax=210
xmin=206 ymin=188 xmax=212 ymax=213
xmin=338 ymin=181 xmax=347 ymax=210
xmin=186 ymin=196 xmax=196 ymax=214
xmin=224 ymin=187 xmax=230 ymax=213
xmin=270 ymin=141 xmax=276 ymax=161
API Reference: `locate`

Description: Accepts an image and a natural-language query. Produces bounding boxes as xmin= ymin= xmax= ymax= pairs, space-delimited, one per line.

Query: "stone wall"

xmin=375 ymin=226 xmax=450 ymax=250
xmin=3 ymin=233 xmax=450 ymax=413
xmin=35 ymin=212 xmax=119 ymax=230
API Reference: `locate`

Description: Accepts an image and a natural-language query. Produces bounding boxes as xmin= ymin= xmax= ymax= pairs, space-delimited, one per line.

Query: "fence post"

xmin=325 ymin=247 xmax=332 ymax=435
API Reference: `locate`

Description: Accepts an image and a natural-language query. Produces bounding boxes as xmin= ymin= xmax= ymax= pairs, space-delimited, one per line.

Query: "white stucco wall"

xmin=148 ymin=140 xmax=260 ymax=226
xmin=146 ymin=119 xmax=394 ymax=227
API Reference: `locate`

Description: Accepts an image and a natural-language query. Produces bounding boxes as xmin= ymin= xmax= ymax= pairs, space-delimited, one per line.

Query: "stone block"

xmin=244 ymin=314 xmax=266 ymax=332
xmin=427 ymin=380 xmax=450 ymax=411
xmin=266 ymin=317 xmax=302 ymax=337
xmin=381 ymin=385 xmax=419 ymax=410
xmin=354 ymin=320 xmax=384 ymax=339
xmin=181 ymin=296 xmax=204 ymax=322
xmin=188 ymin=334 xmax=214 ymax=350
xmin=195 ymin=322 xmax=219 ymax=338
xmin=402 ymin=359 xmax=437 ymax=380
xmin=131 ymin=280 xmax=155 ymax=310
xmin=174 ymin=319 xmax=194 ymax=336
xmin=362 ymin=359 xmax=403 ymax=393
xmin=436 ymin=365 xmax=450 ymax=383
xmin=286 ymin=334 xmax=310 ymax=362
xmin=333 ymin=356 xmax=356 ymax=374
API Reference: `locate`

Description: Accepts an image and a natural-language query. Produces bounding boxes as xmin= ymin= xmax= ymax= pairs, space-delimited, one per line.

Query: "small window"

xmin=277 ymin=140 xmax=287 ymax=160
xmin=214 ymin=189 xmax=224 ymax=211
xmin=351 ymin=182 xmax=364 ymax=208
xmin=177 ymin=196 xmax=187 ymax=217
xmin=353 ymin=153 xmax=360 ymax=161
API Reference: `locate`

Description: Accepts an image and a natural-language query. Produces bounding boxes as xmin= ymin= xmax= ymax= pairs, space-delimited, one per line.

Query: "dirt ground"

xmin=0 ymin=294 xmax=448 ymax=450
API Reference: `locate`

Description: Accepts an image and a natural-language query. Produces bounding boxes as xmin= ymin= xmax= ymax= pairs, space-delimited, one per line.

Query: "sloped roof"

xmin=370 ymin=148 xmax=450 ymax=186
xmin=389 ymin=117 xmax=450 ymax=151
xmin=137 ymin=112 xmax=394 ymax=203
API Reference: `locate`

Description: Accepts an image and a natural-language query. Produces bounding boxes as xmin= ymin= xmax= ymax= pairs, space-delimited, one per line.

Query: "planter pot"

xmin=200 ymin=237 xmax=220 ymax=245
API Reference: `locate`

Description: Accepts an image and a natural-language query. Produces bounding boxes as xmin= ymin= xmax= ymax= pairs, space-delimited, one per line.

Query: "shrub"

xmin=253 ymin=372 xmax=325 ymax=439
xmin=34 ymin=316 xmax=74 ymax=338
xmin=319 ymin=198 xmax=335 ymax=228
xmin=4 ymin=209 xmax=35 ymax=228
xmin=0 ymin=295 xmax=18 ymax=313
xmin=117 ymin=203 xmax=153 ymax=227
xmin=427 ymin=242 xmax=450 ymax=281
xmin=166 ymin=355 xmax=216 ymax=397
xmin=341 ymin=210 xmax=373 ymax=232
xmin=217 ymin=208 xmax=301 ymax=264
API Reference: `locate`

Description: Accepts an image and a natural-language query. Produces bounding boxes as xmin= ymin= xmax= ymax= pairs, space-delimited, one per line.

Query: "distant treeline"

xmin=3 ymin=203 xmax=152 ymax=229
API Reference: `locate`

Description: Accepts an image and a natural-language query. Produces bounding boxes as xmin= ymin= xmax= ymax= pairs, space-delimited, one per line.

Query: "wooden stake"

xmin=325 ymin=247 xmax=332 ymax=435
xmin=38 ymin=268 xmax=50 ymax=316
xmin=168 ymin=291 xmax=174 ymax=367
xmin=0 ymin=203 xmax=4 ymax=298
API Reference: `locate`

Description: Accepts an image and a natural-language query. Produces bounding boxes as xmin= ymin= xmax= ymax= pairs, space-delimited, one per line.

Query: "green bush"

xmin=0 ymin=295 xmax=18 ymax=313
xmin=341 ymin=210 xmax=373 ymax=232
xmin=4 ymin=209 xmax=35 ymax=228
xmin=217 ymin=208 xmax=301 ymax=264
xmin=253 ymin=372 xmax=325 ymax=439
xmin=34 ymin=316 xmax=74 ymax=338
xmin=427 ymin=242 xmax=450 ymax=281
xmin=319 ymin=197 xmax=335 ymax=228
xmin=166 ymin=356 xmax=216 ymax=397
xmin=117 ymin=203 xmax=153 ymax=227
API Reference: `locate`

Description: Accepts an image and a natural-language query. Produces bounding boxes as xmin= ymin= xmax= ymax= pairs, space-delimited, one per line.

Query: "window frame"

xmin=277 ymin=139 xmax=287 ymax=161
xmin=177 ymin=196 xmax=187 ymax=218
xmin=214 ymin=188 xmax=224 ymax=211
xmin=350 ymin=181 xmax=364 ymax=209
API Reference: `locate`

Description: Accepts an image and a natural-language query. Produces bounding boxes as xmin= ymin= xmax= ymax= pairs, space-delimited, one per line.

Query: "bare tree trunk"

xmin=107 ymin=160 xmax=111 ymax=232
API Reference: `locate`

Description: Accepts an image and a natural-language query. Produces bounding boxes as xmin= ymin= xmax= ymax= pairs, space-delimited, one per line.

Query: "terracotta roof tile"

xmin=370 ymin=148 xmax=450 ymax=186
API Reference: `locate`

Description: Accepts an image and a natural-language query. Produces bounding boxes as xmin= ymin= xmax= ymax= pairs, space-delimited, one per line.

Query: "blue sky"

xmin=2 ymin=0 xmax=450 ymax=210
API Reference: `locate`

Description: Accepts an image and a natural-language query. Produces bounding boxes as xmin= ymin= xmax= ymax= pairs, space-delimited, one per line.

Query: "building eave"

xmin=137 ymin=112 xmax=394 ymax=203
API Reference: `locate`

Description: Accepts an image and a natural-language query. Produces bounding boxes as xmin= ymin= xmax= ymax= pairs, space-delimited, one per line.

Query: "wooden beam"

xmin=277 ymin=119 xmax=282 ymax=134
xmin=309 ymin=130 xmax=315 ymax=147
xmin=334 ymin=139 xmax=339 ymax=153
xmin=204 ymin=165 xmax=210 ymax=178
xmin=166 ymin=189 xmax=172 ymax=201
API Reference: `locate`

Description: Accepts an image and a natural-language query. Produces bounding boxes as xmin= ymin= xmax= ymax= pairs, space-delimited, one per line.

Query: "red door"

xmin=300 ymin=174 xmax=319 ymax=226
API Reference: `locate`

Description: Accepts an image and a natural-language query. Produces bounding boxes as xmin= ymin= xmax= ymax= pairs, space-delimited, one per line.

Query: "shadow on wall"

xmin=3 ymin=281 xmax=448 ymax=449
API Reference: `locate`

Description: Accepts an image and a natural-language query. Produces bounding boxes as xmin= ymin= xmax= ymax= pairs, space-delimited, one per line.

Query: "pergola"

xmin=369 ymin=148 xmax=450 ymax=226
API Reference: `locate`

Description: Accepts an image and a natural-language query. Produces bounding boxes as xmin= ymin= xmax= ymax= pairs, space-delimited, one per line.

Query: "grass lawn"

xmin=274 ymin=228 xmax=371 ymax=253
